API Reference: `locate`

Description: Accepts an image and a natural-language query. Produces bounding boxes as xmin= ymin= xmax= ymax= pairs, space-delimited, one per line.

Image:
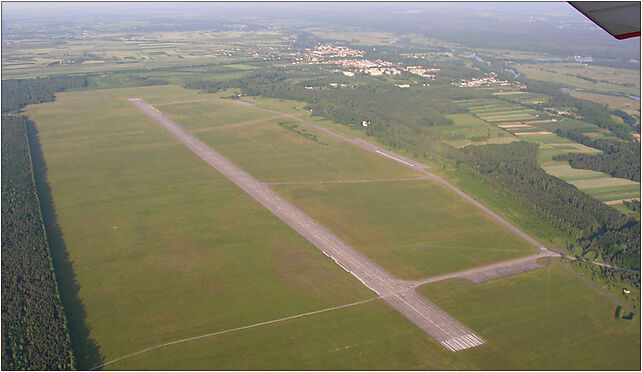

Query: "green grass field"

xmin=418 ymin=261 xmax=641 ymax=370
xmin=24 ymin=85 xmax=377 ymax=369
xmin=542 ymin=162 xmax=640 ymax=203
xmin=438 ymin=113 xmax=517 ymax=147
xmin=194 ymin=119 xmax=423 ymax=183
xmin=274 ymin=180 xmax=536 ymax=280
xmin=515 ymin=64 xmax=640 ymax=96
xmin=542 ymin=162 xmax=611 ymax=181
xmin=108 ymin=300 xmax=475 ymax=370
xmin=158 ymin=100 xmax=277 ymax=130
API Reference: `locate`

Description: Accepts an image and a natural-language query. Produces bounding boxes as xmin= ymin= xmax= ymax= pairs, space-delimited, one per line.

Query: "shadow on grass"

xmin=27 ymin=120 xmax=104 ymax=370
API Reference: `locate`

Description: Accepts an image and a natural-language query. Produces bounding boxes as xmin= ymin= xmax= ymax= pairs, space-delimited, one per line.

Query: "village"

xmin=293 ymin=44 xmax=440 ymax=78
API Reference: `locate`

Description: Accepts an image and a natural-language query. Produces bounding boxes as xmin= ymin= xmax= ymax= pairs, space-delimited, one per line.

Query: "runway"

xmin=129 ymin=98 xmax=485 ymax=352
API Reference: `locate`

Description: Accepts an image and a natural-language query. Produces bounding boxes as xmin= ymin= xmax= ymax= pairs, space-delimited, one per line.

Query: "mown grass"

xmin=274 ymin=180 xmax=536 ymax=280
xmin=157 ymin=100 xmax=276 ymax=130
xmin=418 ymin=261 xmax=641 ymax=370
xmin=428 ymin=167 xmax=572 ymax=249
xmin=195 ymin=120 xmax=423 ymax=183
xmin=24 ymin=85 xmax=374 ymax=368
xmin=108 ymin=300 xmax=475 ymax=370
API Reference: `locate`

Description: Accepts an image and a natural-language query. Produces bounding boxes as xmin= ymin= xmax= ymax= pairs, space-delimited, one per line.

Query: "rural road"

xmin=130 ymin=98 xmax=486 ymax=352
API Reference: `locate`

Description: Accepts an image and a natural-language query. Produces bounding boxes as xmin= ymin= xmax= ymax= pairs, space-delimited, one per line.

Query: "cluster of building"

xmin=452 ymin=72 xmax=518 ymax=88
xmin=292 ymin=44 xmax=440 ymax=79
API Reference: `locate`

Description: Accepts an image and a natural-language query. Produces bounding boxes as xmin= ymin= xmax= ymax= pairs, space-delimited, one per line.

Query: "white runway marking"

xmin=375 ymin=150 xmax=416 ymax=167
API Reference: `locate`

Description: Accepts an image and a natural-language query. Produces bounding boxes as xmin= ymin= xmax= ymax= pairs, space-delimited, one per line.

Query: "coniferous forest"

xmin=1 ymin=115 xmax=74 ymax=370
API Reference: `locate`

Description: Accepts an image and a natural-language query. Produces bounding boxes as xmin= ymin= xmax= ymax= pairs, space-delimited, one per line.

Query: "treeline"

xmin=555 ymin=129 xmax=640 ymax=182
xmin=459 ymin=142 xmax=631 ymax=241
xmin=2 ymin=76 xmax=88 ymax=113
xmin=1 ymin=115 xmax=74 ymax=370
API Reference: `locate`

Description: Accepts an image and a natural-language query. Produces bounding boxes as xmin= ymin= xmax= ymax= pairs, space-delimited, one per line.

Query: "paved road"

xmin=410 ymin=250 xmax=558 ymax=287
xmin=129 ymin=98 xmax=485 ymax=352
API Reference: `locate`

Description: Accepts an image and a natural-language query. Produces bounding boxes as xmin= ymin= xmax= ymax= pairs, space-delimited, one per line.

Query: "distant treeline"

xmin=554 ymin=129 xmax=641 ymax=182
xmin=1 ymin=76 xmax=88 ymax=113
xmin=1 ymin=115 xmax=74 ymax=370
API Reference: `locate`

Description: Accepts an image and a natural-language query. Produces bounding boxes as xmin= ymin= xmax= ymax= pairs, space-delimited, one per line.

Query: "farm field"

xmin=514 ymin=63 xmax=640 ymax=96
xmin=568 ymin=91 xmax=641 ymax=116
xmin=438 ymin=113 xmax=518 ymax=147
xmin=516 ymin=133 xmax=601 ymax=163
xmin=455 ymin=98 xmax=539 ymax=122
xmin=23 ymin=85 xmax=378 ymax=369
xmin=418 ymin=261 xmax=641 ymax=370
xmin=532 ymin=62 xmax=641 ymax=90
xmin=1 ymin=31 xmax=286 ymax=79
xmin=194 ymin=119 xmax=423 ymax=183
xmin=157 ymin=100 xmax=277 ymax=130
xmin=541 ymin=161 xmax=640 ymax=204
xmin=274 ymin=181 xmax=536 ymax=280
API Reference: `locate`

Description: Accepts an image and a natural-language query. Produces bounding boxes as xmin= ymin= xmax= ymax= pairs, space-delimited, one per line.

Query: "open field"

xmin=541 ymin=162 xmax=611 ymax=181
xmin=274 ymin=181 xmax=535 ymax=280
xmin=438 ymin=113 xmax=518 ymax=147
xmin=2 ymin=31 xmax=288 ymax=79
xmin=24 ymin=85 xmax=376 ymax=368
xmin=110 ymin=300 xmax=480 ymax=370
xmin=533 ymin=63 xmax=641 ymax=90
xmin=426 ymin=167 xmax=572 ymax=249
xmin=517 ymin=133 xmax=601 ymax=163
xmin=568 ymin=91 xmax=641 ymax=116
xmin=541 ymin=161 xmax=640 ymax=203
xmin=418 ymin=261 xmax=641 ymax=370
xmin=157 ymin=100 xmax=277 ymax=130
xmin=194 ymin=119 xmax=423 ymax=183
xmin=515 ymin=63 xmax=640 ymax=96
xmin=455 ymin=99 xmax=539 ymax=122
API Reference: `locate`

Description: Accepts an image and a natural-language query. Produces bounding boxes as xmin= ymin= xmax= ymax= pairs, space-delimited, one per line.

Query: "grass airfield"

xmin=274 ymin=180 xmax=535 ymax=280
xmin=24 ymin=84 xmax=640 ymax=369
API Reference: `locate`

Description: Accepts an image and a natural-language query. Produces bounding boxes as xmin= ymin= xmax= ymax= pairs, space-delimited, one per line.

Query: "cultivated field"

xmin=274 ymin=180 xmax=535 ymax=280
xmin=542 ymin=161 xmax=641 ymax=203
xmin=418 ymin=261 xmax=641 ymax=370
xmin=194 ymin=119 xmax=423 ymax=183
xmin=24 ymin=85 xmax=378 ymax=369
xmin=568 ymin=91 xmax=641 ymax=116
xmin=439 ymin=113 xmax=518 ymax=147
xmin=515 ymin=64 xmax=640 ymax=96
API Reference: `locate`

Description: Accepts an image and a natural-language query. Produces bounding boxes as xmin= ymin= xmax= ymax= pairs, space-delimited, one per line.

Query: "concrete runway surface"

xmin=129 ymin=98 xmax=485 ymax=352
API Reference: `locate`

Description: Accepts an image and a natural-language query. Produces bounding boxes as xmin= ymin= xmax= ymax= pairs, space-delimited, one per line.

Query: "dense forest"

xmin=458 ymin=142 xmax=639 ymax=269
xmin=1 ymin=76 xmax=88 ymax=113
xmin=1 ymin=115 xmax=74 ymax=370
xmin=555 ymin=129 xmax=641 ymax=182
